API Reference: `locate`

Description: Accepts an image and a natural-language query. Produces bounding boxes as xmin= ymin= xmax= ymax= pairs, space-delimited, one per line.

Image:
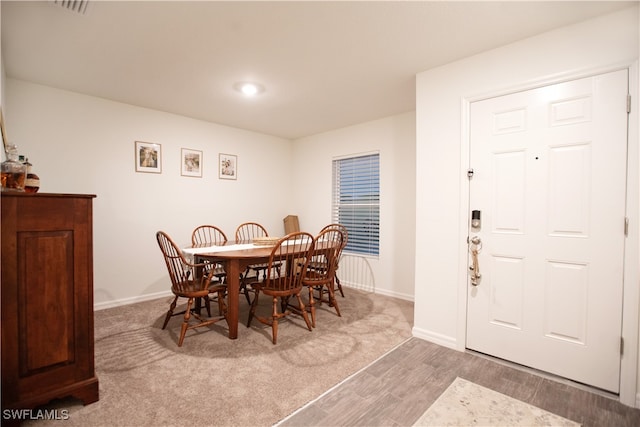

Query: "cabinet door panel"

xmin=18 ymin=230 xmax=75 ymax=375
xmin=1 ymin=193 xmax=98 ymax=410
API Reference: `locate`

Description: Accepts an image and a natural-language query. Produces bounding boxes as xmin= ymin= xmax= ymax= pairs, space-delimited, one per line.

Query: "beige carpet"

xmin=413 ymin=377 xmax=580 ymax=427
xmin=25 ymin=288 xmax=413 ymax=427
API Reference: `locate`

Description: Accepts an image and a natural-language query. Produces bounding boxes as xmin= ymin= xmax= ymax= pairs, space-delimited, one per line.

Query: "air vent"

xmin=51 ymin=0 xmax=90 ymax=15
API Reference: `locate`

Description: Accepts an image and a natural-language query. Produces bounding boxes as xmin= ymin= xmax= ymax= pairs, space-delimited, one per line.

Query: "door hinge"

xmin=625 ymin=217 xmax=629 ymax=236
xmin=628 ymin=94 xmax=631 ymax=114
xmin=620 ymin=337 xmax=624 ymax=356
xmin=467 ymin=168 xmax=474 ymax=179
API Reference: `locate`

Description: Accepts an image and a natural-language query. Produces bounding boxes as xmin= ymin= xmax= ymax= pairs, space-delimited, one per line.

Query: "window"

xmin=332 ymin=153 xmax=380 ymax=256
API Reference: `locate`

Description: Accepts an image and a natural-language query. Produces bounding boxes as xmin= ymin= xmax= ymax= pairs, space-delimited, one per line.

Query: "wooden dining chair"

xmin=191 ymin=225 xmax=228 ymax=313
xmin=235 ymin=221 xmax=269 ymax=242
xmin=235 ymin=222 xmax=281 ymax=304
xmin=156 ymin=231 xmax=228 ymax=347
xmin=309 ymin=223 xmax=348 ymax=302
xmin=191 ymin=225 xmax=228 ymax=282
xmin=293 ymin=227 xmax=343 ymax=327
xmin=192 ymin=224 xmax=228 ymax=246
xmin=247 ymin=232 xmax=315 ymax=344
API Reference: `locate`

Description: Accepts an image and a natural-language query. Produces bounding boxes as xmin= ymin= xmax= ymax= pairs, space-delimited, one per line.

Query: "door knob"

xmin=469 ymin=236 xmax=482 ymax=286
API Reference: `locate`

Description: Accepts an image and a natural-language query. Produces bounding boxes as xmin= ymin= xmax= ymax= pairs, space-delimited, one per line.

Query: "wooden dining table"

xmin=183 ymin=240 xmax=318 ymax=339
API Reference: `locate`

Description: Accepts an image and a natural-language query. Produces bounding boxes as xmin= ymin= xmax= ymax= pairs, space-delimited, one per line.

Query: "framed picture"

xmin=0 ymin=108 xmax=8 ymax=155
xmin=181 ymin=148 xmax=203 ymax=177
xmin=219 ymin=153 xmax=237 ymax=180
xmin=135 ymin=141 xmax=162 ymax=173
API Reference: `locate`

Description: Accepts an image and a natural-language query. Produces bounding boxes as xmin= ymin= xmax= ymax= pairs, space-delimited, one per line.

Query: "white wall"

xmin=5 ymin=79 xmax=417 ymax=309
xmin=414 ymin=6 xmax=639 ymax=406
xmin=291 ymin=112 xmax=416 ymax=300
xmin=5 ymin=79 xmax=294 ymax=307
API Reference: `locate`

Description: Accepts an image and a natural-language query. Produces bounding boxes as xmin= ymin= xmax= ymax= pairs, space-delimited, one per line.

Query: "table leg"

xmin=225 ymin=258 xmax=240 ymax=339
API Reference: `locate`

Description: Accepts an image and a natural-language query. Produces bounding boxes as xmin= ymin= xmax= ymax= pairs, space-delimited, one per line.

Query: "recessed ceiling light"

xmin=233 ymin=82 xmax=265 ymax=97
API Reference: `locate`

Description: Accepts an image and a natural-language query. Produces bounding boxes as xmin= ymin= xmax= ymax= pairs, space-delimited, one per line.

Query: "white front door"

xmin=466 ymin=69 xmax=628 ymax=393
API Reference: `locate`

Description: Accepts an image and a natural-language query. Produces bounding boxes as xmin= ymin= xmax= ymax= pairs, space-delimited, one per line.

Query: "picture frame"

xmin=1 ymin=108 xmax=8 ymax=155
xmin=219 ymin=153 xmax=237 ymax=180
xmin=135 ymin=141 xmax=162 ymax=173
xmin=181 ymin=148 xmax=203 ymax=177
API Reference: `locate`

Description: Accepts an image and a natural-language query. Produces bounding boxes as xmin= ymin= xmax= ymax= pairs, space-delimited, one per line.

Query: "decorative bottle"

xmin=1 ymin=144 xmax=27 ymax=192
xmin=24 ymin=158 xmax=40 ymax=193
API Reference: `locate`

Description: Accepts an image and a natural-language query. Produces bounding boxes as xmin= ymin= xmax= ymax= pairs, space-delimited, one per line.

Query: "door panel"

xmin=466 ymin=69 xmax=628 ymax=393
xmin=548 ymin=143 xmax=591 ymax=236
xmin=490 ymin=255 xmax=524 ymax=329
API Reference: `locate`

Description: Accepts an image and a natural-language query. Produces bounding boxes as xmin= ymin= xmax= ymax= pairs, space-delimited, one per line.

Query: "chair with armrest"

xmin=309 ymin=223 xmax=348 ymax=303
xmin=192 ymin=224 xmax=228 ymax=247
xmin=235 ymin=222 xmax=281 ymax=304
xmin=191 ymin=225 xmax=228 ymax=312
xmin=247 ymin=232 xmax=315 ymax=344
xmin=156 ymin=231 xmax=227 ymax=347
xmin=289 ymin=227 xmax=343 ymax=327
xmin=191 ymin=224 xmax=228 ymax=283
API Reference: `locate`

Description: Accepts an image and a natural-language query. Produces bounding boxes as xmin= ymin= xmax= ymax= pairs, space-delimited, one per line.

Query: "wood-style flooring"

xmin=278 ymin=337 xmax=640 ymax=427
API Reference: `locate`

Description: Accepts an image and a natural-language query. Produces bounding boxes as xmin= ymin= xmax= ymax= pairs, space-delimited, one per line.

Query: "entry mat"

xmin=413 ymin=377 xmax=580 ymax=426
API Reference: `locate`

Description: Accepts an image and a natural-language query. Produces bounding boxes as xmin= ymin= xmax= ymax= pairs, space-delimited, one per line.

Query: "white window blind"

xmin=332 ymin=153 xmax=380 ymax=256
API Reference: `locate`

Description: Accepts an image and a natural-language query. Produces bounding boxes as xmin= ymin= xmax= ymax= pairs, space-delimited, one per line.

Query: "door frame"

xmin=457 ymin=62 xmax=639 ymax=407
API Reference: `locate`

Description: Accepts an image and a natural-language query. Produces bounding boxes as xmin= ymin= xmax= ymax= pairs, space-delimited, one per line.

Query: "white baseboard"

xmin=411 ymin=327 xmax=458 ymax=350
xmin=341 ymin=280 xmax=375 ymax=293
xmin=94 ymin=290 xmax=172 ymax=311
xmin=370 ymin=287 xmax=414 ymax=302
xmin=342 ymin=283 xmax=415 ymax=302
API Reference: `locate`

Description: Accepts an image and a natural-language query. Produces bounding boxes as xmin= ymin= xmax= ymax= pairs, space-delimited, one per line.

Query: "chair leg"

xmin=163 ymin=296 xmax=178 ymax=329
xmin=242 ymin=283 xmax=252 ymax=305
xmin=204 ymin=296 xmax=212 ymax=317
xmin=240 ymin=271 xmax=254 ymax=305
xmin=280 ymin=296 xmax=290 ymax=314
xmin=271 ymin=296 xmax=279 ymax=345
xmin=296 ymin=294 xmax=313 ymax=331
xmin=314 ymin=285 xmax=325 ymax=306
xmin=178 ymin=298 xmax=194 ymax=347
xmin=308 ymin=286 xmax=317 ymax=328
xmin=335 ymin=274 xmax=345 ymax=297
xmin=327 ymin=285 xmax=341 ymax=317
xmin=247 ymin=289 xmax=260 ymax=327
xmin=217 ymin=290 xmax=227 ymax=317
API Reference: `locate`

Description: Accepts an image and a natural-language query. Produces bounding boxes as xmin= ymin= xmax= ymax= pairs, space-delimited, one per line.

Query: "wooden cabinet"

xmin=1 ymin=193 xmax=99 ymax=411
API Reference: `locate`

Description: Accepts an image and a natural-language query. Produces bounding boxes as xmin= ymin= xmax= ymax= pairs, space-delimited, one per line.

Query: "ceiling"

xmin=1 ymin=1 xmax=636 ymax=140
